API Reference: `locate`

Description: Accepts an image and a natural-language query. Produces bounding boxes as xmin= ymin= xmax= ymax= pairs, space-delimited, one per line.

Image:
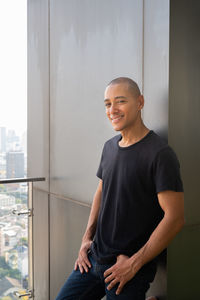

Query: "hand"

xmin=104 ymin=254 xmax=139 ymax=295
xmin=74 ymin=240 xmax=92 ymax=273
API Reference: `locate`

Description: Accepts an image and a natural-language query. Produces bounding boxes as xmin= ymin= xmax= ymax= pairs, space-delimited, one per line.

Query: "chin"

xmin=112 ymin=125 xmax=123 ymax=132
xmin=110 ymin=120 xmax=126 ymax=132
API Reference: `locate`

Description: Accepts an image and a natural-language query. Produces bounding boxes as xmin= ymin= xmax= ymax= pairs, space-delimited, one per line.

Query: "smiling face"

xmin=104 ymin=83 xmax=144 ymax=132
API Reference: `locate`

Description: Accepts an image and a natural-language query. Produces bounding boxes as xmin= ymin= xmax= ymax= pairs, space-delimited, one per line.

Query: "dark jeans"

xmin=55 ymin=251 xmax=156 ymax=300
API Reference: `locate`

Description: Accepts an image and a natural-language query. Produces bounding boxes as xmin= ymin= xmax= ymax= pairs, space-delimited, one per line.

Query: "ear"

xmin=137 ymin=95 xmax=144 ymax=110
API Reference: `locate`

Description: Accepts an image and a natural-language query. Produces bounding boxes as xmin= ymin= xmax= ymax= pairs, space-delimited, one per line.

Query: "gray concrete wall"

xmin=144 ymin=1 xmax=169 ymax=298
xmin=28 ymin=1 xmax=170 ymax=299
xmin=168 ymin=1 xmax=200 ymax=299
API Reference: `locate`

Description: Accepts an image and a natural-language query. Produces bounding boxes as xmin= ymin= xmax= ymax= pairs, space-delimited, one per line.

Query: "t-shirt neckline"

xmin=117 ymin=130 xmax=153 ymax=150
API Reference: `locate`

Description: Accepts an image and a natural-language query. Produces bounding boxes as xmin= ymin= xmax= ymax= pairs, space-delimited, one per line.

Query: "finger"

xmin=104 ymin=273 xmax=115 ymax=284
xmin=80 ymin=252 xmax=90 ymax=268
xmin=116 ymin=281 xmax=125 ymax=295
xmin=107 ymin=279 xmax=118 ymax=291
xmin=78 ymin=263 xmax=84 ymax=274
xmin=82 ymin=261 xmax=89 ymax=273
xmin=83 ymin=255 xmax=91 ymax=268
xmin=79 ymin=255 xmax=91 ymax=270
xmin=74 ymin=260 xmax=78 ymax=270
xmin=80 ymin=252 xmax=91 ymax=268
xmin=104 ymin=267 xmax=113 ymax=278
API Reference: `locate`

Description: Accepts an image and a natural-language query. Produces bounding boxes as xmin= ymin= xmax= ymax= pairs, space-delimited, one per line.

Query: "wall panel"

xmin=27 ymin=1 xmax=50 ymax=299
xmin=168 ymin=1 xmax=200 ymax=298
xmin=143 ymin=0 xmax=169 ymax=139
xmin=167 ymin=225 xmax=200 ymax=299
xmin=49 ymin=196 xmax=90 ymax=300
xmin=49 ymin=0 xmax=143 ymax=204
xmin=27 ymin=0 xmax=49 ymax=191
xmin=143 ymin=1 xmax=169 ymax=297
xmin=33 ymin=189 xmax=49 ymax=300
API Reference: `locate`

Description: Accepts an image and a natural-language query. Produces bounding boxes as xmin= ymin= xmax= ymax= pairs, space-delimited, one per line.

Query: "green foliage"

xmin=0 ymin=256 xmax=21 ymax=280
xmin=0 ymin=267 xmax=7 ymax=278
xmin=0 ymin=256 xmax=7 ymax=269
xmin=9 ymin=268 xmax=21 ymax=280
xmin=19 ymin=237 xmax=28 ymax=246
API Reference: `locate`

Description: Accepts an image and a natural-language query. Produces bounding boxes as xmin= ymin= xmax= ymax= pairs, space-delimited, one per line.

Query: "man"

xmin=56 ymin=77 xmax=184 ymax=299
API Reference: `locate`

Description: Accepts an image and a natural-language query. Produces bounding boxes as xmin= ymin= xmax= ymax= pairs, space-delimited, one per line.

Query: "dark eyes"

xmin=105 ymin=103 xmax=111 ymax=107
xmin=105 ymin=100 xmax=126 ymax=107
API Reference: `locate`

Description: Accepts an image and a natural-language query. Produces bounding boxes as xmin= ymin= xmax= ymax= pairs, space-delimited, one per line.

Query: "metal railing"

xmin=0 ymin=177 xmax=45 ymax=299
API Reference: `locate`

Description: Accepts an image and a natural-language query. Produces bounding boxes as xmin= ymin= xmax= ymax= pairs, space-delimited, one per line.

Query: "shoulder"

xmin=147 ymin=131 xmax=168 ymax=150
xmin=149 ymin=133 xmax=181 ymax=171
xmin=143 ymin=131 xmax=180 ymax=165
xmin=142 ymin=131 xmax=168 ymax=159
xmin=103 ymin=134 xmax=121 ymax=149
xmin=154 ymin=145 xmax=180 ymax=168
xmin=150 ymin=132 xmax=178 ymax=158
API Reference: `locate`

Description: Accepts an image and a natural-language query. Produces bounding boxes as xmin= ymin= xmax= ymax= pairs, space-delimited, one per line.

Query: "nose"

xmin=108 ymin=103 xmax=119 ymax=114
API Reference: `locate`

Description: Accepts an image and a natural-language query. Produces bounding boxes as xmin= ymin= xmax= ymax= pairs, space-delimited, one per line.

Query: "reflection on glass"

xmin=0 ymin=183 xmax=28 ymax=300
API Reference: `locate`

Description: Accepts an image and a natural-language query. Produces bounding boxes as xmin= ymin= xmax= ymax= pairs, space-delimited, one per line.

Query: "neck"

xmin=119 ymin=121 xmax=150 ymax=147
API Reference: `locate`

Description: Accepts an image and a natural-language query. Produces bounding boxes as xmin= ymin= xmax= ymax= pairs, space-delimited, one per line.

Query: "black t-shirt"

xmin=91 ymin=130 xmax=183 ymax=264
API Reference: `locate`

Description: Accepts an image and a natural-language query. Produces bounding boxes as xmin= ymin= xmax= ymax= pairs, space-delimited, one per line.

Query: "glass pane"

xmin=0 ymin=183 xmax=29 ymax=300
xmin=0 ymin=1 xmax=28 ymax=298
xmin=0 ymin=0 xmax=27 ymax=144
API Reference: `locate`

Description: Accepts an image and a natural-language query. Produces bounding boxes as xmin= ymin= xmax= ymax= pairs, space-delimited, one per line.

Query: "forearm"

xmin=130 ymin=213 xmax=185 ymax=271
xmin=82 ymin=179 xmax=102 ymax=242
xmin=103 ymin=215 xmax=184 ymax=295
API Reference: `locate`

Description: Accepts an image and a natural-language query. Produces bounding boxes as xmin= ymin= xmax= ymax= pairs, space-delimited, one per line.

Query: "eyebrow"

xmin=104 ymin=96 xmax=127 ymax=102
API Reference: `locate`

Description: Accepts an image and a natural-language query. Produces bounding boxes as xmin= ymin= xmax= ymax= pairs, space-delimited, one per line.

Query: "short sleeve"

xmin=96 ymin=158 xmax=102 ymax=179
xmin=96 ymin=145 xmax=105 ymax=179
xmin=153 ymin=147 xmax=184 ymax=193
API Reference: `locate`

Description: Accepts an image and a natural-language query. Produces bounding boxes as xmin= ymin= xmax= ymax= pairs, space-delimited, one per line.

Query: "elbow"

xmin=181 ymin=216 xmax=186 ymax=228
xmin=165 ymin=213 xmax=185 ymax=234
xmin=176 ymin=215 xmax=185 ymax=232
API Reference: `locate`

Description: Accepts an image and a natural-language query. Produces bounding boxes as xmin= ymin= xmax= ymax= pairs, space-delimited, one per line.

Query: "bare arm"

xmin=104 ymin=190 xmax=185 ymax=294
xmin=82 ymin=179 xmax=103 ymax=241
xmin=132 ymin=191 xmax=185 ymax=268
xmin=74 ymin=179 xmax=102 ymax=273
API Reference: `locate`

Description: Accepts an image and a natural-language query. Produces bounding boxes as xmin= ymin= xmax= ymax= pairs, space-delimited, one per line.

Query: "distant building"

xmin=6 ymin=152 xmax=24 ymax=178
xmin=6 ymin=130 xmax=19 ymax=144
xmin=21 ymin=131 xmax=27 ymax=155
xmin=0 ymin=127 xmax=6 ymax=152
xmin=0 ymin=152 xmax=6 ymax=178
xmin=0 ymin=194 xmax=15 ymax=207
xmin=0 ymin=225 xmax=5 ymax=256
xmin=6 ymin=130 xmax=20 ymax=152
xmin=17 ymin=245 xmax=28 ymax=277
xmin=4 ymin=230 xmax=18 ymax=248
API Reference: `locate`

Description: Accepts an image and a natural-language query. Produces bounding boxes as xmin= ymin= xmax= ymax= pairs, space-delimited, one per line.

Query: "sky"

xmin=0 ymin=0 xmax=27 ymax=137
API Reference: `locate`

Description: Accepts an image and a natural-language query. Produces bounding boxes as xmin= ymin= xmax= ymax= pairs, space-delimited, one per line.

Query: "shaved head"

xmin=106 ymin=77 xmax=141 ymax=98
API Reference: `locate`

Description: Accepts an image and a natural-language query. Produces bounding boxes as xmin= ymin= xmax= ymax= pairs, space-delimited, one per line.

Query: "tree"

xmin=0 ymin=256 xmax=21 ymax=280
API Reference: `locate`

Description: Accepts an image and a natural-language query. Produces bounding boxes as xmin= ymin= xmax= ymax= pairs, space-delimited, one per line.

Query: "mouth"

xmin=110 ymin=115 xmax=124 ymax=124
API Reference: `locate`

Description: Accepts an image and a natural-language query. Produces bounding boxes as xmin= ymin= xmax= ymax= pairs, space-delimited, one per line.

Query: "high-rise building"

xmin=6 ymin=152 xmax=24 ymax=178
xmin=21 ymin=131 xmax=27 ymax=154
xmin=6 ymin=130 xmax=20 ymax=152
xmin=0 ymin=127 xmax=6 ymax=152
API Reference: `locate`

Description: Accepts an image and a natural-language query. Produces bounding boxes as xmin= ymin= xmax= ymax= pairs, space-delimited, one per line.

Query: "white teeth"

xmin=111 ymin=115 xmax=123 ymax=123
xmin=111 ymin=115 xmax=123 ymax=120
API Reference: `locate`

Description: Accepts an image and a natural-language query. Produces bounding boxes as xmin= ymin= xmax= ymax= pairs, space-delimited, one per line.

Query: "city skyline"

xmin=0 ymin=126 xmax=27 ymax=138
